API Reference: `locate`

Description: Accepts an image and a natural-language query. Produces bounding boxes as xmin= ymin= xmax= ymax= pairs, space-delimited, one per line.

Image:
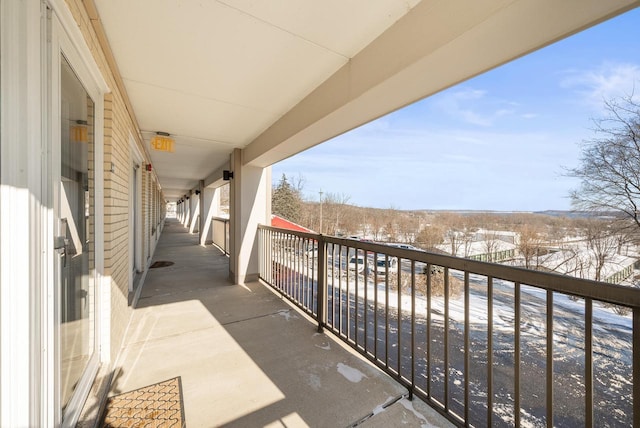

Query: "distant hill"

xmin=534 ymin=210 xmax=623 ymax=219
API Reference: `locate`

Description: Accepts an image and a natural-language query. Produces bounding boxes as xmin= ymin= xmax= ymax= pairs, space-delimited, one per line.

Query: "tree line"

xmin=272 ymin=94 xmax=640 ymax=272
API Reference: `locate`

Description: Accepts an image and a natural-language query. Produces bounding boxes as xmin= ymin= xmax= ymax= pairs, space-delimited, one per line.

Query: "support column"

xmin=189 ymin=190 xmax=200 ymax=234
xmin=1 ymin=2 xmax=45 ymax=425
xmin=182 ymin=195 xmax=190 ymax=227
xmin=229 ymin=148 xmax=271 ymax=284
xmin=199 ymin=184 xmax=219 ymax=246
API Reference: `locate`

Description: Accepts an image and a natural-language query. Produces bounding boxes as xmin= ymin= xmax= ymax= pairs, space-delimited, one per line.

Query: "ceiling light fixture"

xmin=71 ymin=120 xmax=88 ymax=143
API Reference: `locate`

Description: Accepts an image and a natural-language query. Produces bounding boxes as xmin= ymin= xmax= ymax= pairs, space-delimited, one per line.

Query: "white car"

xmin=348 ymin=255 xmax=367 ymax=273
xmin=373 ymin=256 xmax=398 ymax=274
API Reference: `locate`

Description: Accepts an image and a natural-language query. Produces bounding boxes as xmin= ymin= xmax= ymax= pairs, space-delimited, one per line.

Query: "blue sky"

xmin=273 ymin=9 xmax=640 ymax=212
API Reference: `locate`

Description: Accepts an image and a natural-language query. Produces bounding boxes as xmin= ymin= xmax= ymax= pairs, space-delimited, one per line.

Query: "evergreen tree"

xmin=272 ymin=174 xmax=302 ymax=223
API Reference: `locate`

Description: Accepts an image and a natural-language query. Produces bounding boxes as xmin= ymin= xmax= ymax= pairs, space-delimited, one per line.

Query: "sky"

xmin=272 ymin=8 xmax=640 ymax=212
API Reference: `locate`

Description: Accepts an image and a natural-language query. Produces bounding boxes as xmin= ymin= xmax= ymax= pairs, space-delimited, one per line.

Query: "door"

xmin=56 ymin=53 xmax=97 ymax=420
xmin=51 ymin=15 xmax=103 ymax=426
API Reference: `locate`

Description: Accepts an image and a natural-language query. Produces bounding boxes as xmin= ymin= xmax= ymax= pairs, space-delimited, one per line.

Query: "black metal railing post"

xmin=317 ymin=234 xmax=327 ymax=333
xmin=634 ymin=307 xmax=640 ymax=428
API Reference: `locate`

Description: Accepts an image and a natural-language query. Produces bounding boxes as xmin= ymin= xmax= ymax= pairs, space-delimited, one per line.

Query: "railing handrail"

xmin=258 ymin=224 xmax=640 ymax=308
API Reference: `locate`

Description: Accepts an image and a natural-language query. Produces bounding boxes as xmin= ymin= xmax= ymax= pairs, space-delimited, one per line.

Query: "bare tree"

xmin=517 ymin=224 xmax=545 ymax=269
xmin=444 ymin=230 xmax=464 ymax=256
xmin=583 ymin=220 xmax=619 ymax=282
xmin=567 ymin=95 xmax=640 ymax=233
xmin=369 ymin=211 xmax=386 ymax=241
xmin=416 ymin=224 xmax=444 ymax=250
xmin=481 ymin=231 xmax=500 ymax=263
xmin=384 ymin=207 xmax=400 ymax=241
xmin=322 ymin=192 xmax=351 ymax=235
xmin=461 ymin=228 xmax=476 ymax=257
xmin=398 ymin=213 xmax=420 ymax=243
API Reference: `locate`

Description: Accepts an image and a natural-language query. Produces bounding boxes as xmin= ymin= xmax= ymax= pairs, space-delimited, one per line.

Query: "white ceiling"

xmin=93 ymin=0 xmax=421 ymax=200
xmin=93 ymin=0 xmax=639 ymax=202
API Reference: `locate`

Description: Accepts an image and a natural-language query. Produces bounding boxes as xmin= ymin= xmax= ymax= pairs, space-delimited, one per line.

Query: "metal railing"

xmin=212 ymin=217 xmax=230 ymax=255
xmin=258 ymin=225 xmax=640 ymax=427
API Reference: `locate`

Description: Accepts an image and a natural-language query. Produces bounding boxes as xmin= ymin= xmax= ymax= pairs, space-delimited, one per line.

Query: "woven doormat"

xmin=102 ymin=377 xmax=185 ymax=427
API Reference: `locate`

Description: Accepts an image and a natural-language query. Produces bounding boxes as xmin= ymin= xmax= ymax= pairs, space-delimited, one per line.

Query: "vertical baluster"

xmin=398 ymin=258 xmax=402 ymax=376
xmin=267 ymin=229 xmax=270 ymax=281
xmin=274 ymin=231 xmax=278 ymax=286
xmin=259 ymin=229 xmax=262 ymax=278
xmin=547 ymin=290 xmax=554 ymax=427
xmin=317 ymin=235 xmax=327 ymax=332
xmin=355 ymin=248 xmax=360 ymax=345
xmin=309 ymin=238 xmax=313 ymax=316
xmin=374 ymin=252 xmax=379 ymax=359
xmin=488 ymin=277 xmax=494 ymax=427
xmin=331 ymin=243 xmax=336 ymax=330
xmin=347 ymin=247 xmax=352 ymax=340
xmin=385 ymin=253 xmax=390 ymax=369
xmin=301 ymin=237 xmax=305 ymax=307
xmin=411 ymin=260 xmax=416 ymax=397
xmin=585 ymin=298 xmax=593 ymax=428
xmin=633 ymin=307 xmax=640 ymax=428
xmin=364 ymin=250 xmax=369 ymax=354
xmin=427 ymin=263 xmax=432 ymax=398
xmin=295 ymin=236 xmax=299 ymax=304
xmin=515 ymin=282 xmax=521 ymax=428
xmin=338 ymin=244 xmax=342 ymax=336
xmin=464 ymin=271 xmax=470 ymax=425
xmin=444 ymin=267 xmax=450 ymax=412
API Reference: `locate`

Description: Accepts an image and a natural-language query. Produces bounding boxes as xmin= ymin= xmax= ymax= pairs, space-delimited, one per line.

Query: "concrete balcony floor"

xmin=111 ymin=218 xmax=453 ymax=427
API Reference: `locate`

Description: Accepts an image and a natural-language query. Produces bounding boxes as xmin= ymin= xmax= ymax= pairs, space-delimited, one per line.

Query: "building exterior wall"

xmin=64 ymin=0 xmax=162 ymax=364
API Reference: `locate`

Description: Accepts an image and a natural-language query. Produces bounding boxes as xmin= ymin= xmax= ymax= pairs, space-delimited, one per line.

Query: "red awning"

xmin=271 ymin=215 xmax=314 ymax=233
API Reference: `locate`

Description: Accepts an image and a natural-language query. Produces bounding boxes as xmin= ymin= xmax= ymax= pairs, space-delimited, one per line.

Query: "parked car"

xmin=348 ymin=255 xmax=367 ymax=273
xmin=373 ymin=255 xmax=398 ymax=274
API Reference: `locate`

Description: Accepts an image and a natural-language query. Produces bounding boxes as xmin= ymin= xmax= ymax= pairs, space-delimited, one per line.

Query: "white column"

xmin=229 ymin=149 xmax=271 ymax=284
xmin=182 ymin=196 xmax=190 ymax=227
xmin=199 ymin=186 xmax=219 ymax=246
xmin=188 ymin=192 xmax=200 ymax=234
xmin=1 ymin=1 xmax=47 ymax=426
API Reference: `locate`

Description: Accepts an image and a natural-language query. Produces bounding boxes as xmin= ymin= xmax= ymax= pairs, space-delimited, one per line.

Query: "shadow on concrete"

xmin=111 ymin=219 xmax=450 ymax=427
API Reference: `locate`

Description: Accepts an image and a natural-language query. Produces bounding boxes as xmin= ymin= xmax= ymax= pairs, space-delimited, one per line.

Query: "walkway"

xmin=110 ymin=219 xmax=452 ymax=427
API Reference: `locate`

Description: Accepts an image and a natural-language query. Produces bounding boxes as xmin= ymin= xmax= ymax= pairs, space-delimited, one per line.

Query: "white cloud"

xmin=560 ymin=62 xmax=640 ymax=108
xmin=436 ymin=87 xmax=516 ymax=127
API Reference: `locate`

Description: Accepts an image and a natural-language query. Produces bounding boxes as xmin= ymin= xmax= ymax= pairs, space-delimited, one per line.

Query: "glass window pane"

xmin=60 ymin=54 xmax=95 ymax=411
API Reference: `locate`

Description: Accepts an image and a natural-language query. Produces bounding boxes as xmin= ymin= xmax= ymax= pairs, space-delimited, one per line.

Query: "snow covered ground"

xmin=271 ymin=256 xmax=634 ymax=427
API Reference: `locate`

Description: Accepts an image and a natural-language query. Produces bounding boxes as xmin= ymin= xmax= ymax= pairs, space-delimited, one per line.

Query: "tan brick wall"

xmin=65 ymin=0 xmax=164 ymax=363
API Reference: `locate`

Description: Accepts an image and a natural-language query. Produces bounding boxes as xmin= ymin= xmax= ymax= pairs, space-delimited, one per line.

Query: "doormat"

xmin=150 ymin=261 xmax=175 ymax=268
xmin=102 ymin=377 xmax=185 ymax=427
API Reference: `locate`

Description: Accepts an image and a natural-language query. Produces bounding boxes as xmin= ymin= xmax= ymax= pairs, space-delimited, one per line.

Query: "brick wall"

xmin=65 ymin=0 xmax=163 ymax=363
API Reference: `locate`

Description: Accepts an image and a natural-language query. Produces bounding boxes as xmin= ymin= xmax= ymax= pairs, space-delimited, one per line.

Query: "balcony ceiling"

xmin=92 ymin=0 xmax=639 ymax=201
xmin=92 ymin=0 xmax=420 ymax=199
